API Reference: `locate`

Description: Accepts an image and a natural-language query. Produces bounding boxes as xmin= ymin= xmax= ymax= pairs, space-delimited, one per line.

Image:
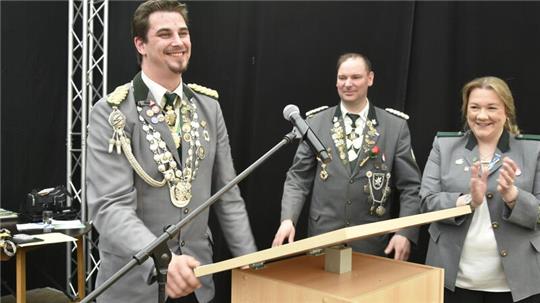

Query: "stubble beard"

xmin=172 ymin=56 xmax=190 ymax=74
xmin=168 ymin=59 xmax=189 ymax=75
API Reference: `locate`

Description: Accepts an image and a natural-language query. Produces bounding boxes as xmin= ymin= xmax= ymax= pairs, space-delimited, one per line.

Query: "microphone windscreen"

xmin=283 ymin=104 xmax=300 ymax=121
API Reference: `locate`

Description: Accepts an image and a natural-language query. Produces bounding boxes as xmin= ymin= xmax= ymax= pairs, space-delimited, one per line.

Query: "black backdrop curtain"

xmin=2 ymin=1 xmax=540 ymax=301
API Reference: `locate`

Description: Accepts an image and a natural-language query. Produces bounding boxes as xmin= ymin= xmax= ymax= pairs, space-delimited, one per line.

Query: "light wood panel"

xmin=5 ymin=232 xmax=84 ymax=303
xmin=231 ymin=253 xmax=443 ymax=303
xmin=16 ymin=250 xmax=26 ymax=303
xmin=195 ymin=206 xmax=470 ymax=277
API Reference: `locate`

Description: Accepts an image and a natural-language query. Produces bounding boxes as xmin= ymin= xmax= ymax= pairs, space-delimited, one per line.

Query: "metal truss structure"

xmin=66 ymin=0 xmax=108 ymax=299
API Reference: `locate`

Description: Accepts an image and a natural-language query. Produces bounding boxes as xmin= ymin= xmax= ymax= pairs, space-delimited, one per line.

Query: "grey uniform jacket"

xmin=86 ymin=73 xmax=257 ymax=303
xmin=420 ymin=131 xmax=540 ymax=302
xmin=281 ymin=104 xmax=421 ymax=255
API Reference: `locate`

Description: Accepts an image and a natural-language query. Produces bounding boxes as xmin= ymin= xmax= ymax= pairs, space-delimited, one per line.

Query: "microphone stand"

xmin=81 ymin=130 xmax=299 ymax=303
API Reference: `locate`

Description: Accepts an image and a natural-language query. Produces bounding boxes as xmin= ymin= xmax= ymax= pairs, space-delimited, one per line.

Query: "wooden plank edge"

xmin=194 ymin=206 xmax=471 ymax=277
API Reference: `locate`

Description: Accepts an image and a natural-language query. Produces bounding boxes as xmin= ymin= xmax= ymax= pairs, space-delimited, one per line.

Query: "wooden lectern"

xmin=232 ymin=253 xmax=443 ymax=302
xmin=195 ymin=206 xmax=471 ymax=302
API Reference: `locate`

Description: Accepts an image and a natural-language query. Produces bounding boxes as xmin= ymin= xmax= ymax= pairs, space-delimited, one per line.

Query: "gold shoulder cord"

xmin=106 ymin=84 xmax=167 ymax=188
xmin=121 ymin=135 xmax=167 ymax=187
xmin=187 ymin=83 xmax=219 ymax=99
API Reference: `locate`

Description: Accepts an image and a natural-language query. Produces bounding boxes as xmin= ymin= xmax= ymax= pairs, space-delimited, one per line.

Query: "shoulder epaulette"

xmin=107 ymin=84 xmax=130 ymax=107
xmin=187 ymin=83 xmax=219 ymax=99
xmin=305 ymin=106 xmax=329 ymax=118
xmin=516 ymin=134 xmax=540 ymax=141
xmin=436 ymin=131 xmax=464 ymax=138
xmin=385 ymin=108 xmax=409 ymax=120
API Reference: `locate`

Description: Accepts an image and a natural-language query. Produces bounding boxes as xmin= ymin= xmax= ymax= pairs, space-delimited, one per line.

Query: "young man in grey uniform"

xmin=86 ymin=1 xmax=256 ymax=302
xmin=273 ymin=53 xmax=421 ymax=260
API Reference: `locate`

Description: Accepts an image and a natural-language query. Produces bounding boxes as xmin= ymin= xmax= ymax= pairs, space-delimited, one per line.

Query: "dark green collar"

xmin=366 ymin=103 xmax=378 ymax=126
xmin=183 ymin=83 xmax=196 ymax=101
xmin=133 ymin=72 xmax=150 ymax=103
xmin=465 ymin=129 xmax=510 ymax=152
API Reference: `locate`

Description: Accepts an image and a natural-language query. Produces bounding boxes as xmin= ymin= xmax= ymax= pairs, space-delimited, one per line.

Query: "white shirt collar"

xmin=340 ymin=99 xmax=370 ymax=122
xmin=141 ymin=71 xmax=183 ymax=108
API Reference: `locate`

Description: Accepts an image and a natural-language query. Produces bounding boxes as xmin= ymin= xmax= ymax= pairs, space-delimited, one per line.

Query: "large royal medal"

xmin=366 ymin=170 xmax=391 ymax=217
xmin=170 ymin=181 xmax=192 ymax=208
xmin=372 ymin=172 xmax=386 ymax=190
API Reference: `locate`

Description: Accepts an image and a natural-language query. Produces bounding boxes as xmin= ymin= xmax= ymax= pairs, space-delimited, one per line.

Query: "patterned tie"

xmin=163 ymin=92 xmax=178 ymax=127
xmin=346 ymin=113 xmax=361 ymax=169
xmin=163 ymin=92 xmax=182 ymax=162
xmin=164 ymin=92 xmax=178 ymax=108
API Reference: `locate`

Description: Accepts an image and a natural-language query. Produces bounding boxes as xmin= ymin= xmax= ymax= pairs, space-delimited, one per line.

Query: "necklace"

xmin=478 ymin=153 xmax=501 ymax=171
xmin=135 ymin=97 xmax=206 ymax=208
xmin=479 ymin=154 xmax=492 ymax=165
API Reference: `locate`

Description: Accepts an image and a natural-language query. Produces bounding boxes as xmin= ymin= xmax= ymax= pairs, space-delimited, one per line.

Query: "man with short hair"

xmin=272 ymin=53 xmax=421 ymax=260
xmin=86 ymin=1 xmax=256 ymax=302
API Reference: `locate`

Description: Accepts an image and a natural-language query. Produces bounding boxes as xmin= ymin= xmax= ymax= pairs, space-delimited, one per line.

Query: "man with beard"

xmin=86 ymin=1 xmax=257 ymax=302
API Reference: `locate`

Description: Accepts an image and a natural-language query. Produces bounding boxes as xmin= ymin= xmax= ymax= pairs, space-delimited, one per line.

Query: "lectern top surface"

xmin=195 ymin=206 xmax=471 ymax=277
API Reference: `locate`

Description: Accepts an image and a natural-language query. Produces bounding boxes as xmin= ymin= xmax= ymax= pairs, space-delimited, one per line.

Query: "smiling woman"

xmin=462 ymin=77 xmax=520 ymax=142
xmin=466 ymin=88 xmax=508 ymax=143
xmin=420 ymin=76 xmax=540 ymax=303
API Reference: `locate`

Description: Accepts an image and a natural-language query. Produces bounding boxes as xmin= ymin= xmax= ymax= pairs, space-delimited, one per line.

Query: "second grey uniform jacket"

xmin=420 ymin=130 xmax=540 ymax=302
xmin=281 ymin=104 xmax=421 ymax=256
xmin=86 ymin=73 xmax=257 ymax=303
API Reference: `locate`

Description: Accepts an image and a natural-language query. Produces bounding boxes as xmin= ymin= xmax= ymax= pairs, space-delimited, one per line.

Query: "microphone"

xmin=283 ymin=104 xmax=331 ymax=164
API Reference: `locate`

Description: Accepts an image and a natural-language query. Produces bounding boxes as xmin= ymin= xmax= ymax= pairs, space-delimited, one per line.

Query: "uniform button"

xmin=345 ymin=220 xmax=350 ymax=226
xmin=347 ymin=200 xmax=352 ymax=205
xmin=486 ymin=192 xmax=494 ymax=199
xmin=349 ymin=179 xmax=354 ymax=184
xmin=492 ymin=222 xmax=499 ymax=229
xmin=500 ymin=249 xmax=508 ymax=257
xmin=180 ymin=241 xmax=185 ymax=247
xmin=183 ymin=208 xmax=189 ymax=214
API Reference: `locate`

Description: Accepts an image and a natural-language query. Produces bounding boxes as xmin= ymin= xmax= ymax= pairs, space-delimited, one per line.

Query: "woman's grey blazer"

xmin=420 ymin=130 xmax=540 ymax=302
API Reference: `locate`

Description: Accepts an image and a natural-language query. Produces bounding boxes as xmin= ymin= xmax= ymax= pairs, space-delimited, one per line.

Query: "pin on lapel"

xmin=455 ymin=158 xmax=464 ymax=165
xmin=137 ymin=100 xmax=152 ymax=107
